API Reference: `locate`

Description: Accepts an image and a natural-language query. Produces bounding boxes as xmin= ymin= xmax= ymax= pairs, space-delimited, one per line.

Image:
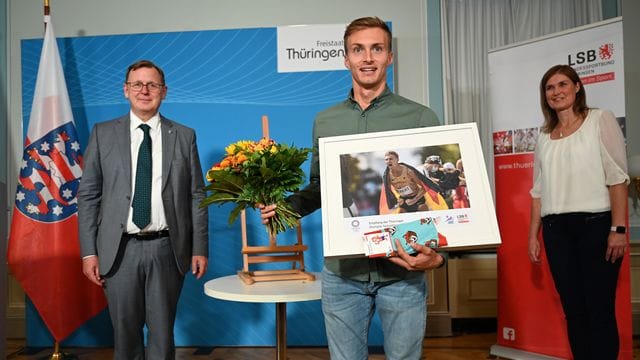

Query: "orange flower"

xmin=235 ymin=153 xmax=248 ymax=164
xmin=206 ymin=163 xmax=224 ymax=182
xmin=210 ymin=162 xmax=223 ymax=171
xmin=219 ymin=158 xmax=232 ymax=169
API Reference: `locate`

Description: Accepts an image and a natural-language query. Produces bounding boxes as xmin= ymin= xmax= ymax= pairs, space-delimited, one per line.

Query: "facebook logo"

xmin=503 ymin=327 xmax=516 ymax=341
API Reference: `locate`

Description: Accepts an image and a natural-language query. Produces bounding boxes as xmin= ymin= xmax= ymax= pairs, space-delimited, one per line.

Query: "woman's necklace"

xmin=558 ymin=117 xmax=582 ymax=138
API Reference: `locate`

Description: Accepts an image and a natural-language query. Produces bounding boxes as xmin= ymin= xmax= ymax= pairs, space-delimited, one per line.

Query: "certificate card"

xmin=318 ymin=123 xmax=501 ymax=257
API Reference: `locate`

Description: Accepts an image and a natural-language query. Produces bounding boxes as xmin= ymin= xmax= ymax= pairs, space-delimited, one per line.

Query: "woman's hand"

xmin=528 ymin=235 xmax=541 ymax=264
xmin=605 ymin=232 xmax=626 ymax=263
xmin=528 ymin=198 xmax=542 ymax=264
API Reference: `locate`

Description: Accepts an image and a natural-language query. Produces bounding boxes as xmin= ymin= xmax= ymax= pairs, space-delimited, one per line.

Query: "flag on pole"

xmin=7 ymin=15 xmax=107 ymax=342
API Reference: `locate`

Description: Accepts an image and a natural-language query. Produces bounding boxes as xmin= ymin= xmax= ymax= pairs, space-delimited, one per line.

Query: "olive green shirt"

xmin=288 ymin=86 xmax=440 ymax=282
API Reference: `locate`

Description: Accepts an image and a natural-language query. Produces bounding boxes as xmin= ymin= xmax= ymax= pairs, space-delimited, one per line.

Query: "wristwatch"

xmin=610 ymin=226 xmax=626 ymax=234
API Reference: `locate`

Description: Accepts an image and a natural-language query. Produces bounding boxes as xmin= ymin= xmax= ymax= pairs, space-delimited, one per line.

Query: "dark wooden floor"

xmin=6 ymin=333 xmax=496 ymax=360
xmin=6 ymin=332 xmax=640 ymax=359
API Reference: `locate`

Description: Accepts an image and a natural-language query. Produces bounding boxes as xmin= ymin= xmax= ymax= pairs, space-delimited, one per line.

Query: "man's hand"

xmin=191 ymin=256 xmax=208 ymax=279
xmin=406 ymin=191 xmax=424 ymax=206
xmin=82 ymin=256 xmax=104 ymax=286
xmin=259 ymin=203 xmax=277 ymax=224
xmin=387 ymin=239 xmax=444 ymax=271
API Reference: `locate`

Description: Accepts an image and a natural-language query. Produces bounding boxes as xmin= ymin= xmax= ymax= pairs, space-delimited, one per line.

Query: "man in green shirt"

xmin=261 ymin=16 xmax=444 ymax=360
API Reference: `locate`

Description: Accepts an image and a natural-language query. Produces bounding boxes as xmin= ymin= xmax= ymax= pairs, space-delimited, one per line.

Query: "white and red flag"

xmin=7 ymin=16 xmax=107 ymax=342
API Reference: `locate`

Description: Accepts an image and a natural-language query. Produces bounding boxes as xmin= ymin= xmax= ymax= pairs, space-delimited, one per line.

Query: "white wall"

xmin=1 ymin=0 xmax=7 ymax=352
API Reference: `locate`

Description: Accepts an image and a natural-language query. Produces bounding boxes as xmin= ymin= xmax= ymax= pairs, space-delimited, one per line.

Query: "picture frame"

xmin=319 ymin=123 xmax=501 ymax=258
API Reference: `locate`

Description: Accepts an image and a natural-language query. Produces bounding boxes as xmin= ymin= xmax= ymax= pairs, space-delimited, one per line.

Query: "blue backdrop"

xmin=21 ymin=25 xmax=393 ymax=347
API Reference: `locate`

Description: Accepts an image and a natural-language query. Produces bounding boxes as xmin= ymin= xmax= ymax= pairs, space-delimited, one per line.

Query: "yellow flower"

xmin=258 ymin=137 xmax=272 ymax=145
xmin=226 ymin=140 xmax=253 ymax=155
xmin=236 ymin=140 xmax=253 ymax=151
xmin=225 ymin=144 xmax=236 ymax=155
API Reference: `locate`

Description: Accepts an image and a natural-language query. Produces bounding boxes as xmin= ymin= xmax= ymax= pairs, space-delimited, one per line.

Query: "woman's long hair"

xmin=539 ymin=64 xmax=589 ymax=134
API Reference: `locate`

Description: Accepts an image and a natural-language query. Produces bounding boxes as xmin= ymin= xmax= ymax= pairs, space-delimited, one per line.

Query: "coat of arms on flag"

xmin=16 ymin=122 xmax=82 ymax=221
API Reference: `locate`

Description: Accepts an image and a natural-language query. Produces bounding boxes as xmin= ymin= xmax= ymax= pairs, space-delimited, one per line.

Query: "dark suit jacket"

xmin=78 ymin=114 xmax=208 ymax=276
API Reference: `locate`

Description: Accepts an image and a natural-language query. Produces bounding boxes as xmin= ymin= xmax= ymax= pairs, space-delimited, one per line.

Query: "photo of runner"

xmin=339 ymin=143 xmax=469 ymax=218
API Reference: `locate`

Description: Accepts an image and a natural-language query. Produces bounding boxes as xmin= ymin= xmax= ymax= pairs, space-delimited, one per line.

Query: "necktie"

xmin=132 ymin=123 xmax=152 ymax=230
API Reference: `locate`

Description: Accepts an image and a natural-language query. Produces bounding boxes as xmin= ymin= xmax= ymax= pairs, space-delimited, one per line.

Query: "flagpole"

xmin=44 ymin=2 xmax=70 ymax=358
xmin=44 ymin=0 xmax=49 ymax=30
xmin=50 ymin=342 xmax=62 ymax=360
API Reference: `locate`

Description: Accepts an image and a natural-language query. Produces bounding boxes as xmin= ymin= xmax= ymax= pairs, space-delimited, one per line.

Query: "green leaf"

xmin=228 ymin=204 xmax=245 ymax=225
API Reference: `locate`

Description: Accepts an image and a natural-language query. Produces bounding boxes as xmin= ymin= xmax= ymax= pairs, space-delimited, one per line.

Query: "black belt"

xmin=123 ymin=230 xmax=170 ymax=240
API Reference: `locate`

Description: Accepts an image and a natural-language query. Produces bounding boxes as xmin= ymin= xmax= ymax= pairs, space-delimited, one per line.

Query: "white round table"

xmin=204 ymin=273 xmax=321 ymax=360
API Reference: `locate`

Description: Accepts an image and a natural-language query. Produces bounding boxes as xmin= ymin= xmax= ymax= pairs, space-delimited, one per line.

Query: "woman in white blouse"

xmin=528 ymin=64 xmax=629 ymax=360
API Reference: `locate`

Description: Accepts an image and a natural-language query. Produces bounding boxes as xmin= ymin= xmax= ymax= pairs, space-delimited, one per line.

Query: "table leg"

xmin=276 ymin=302 xmax=287 ymax=360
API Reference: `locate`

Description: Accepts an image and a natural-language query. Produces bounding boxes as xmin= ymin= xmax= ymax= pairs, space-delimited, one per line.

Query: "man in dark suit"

xmin=78 ymin=60 xmax=208 ymax=360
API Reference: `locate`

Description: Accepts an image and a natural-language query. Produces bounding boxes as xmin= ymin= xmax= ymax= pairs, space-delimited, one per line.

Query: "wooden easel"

xmin=237 ymin=116 xmax=316 ymax=285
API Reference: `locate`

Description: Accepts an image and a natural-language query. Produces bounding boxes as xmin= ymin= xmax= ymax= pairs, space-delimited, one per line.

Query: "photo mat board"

xmin=319 ymin=123 xmax=501 ymax=257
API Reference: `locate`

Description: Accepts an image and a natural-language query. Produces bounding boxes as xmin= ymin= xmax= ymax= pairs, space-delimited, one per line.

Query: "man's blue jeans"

xmin=321 ymin=267 xmax=427 ymax=360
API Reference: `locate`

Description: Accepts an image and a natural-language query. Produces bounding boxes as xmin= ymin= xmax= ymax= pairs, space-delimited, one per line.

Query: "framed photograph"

xmin=319 ymin=123 xmax=501 ymax=257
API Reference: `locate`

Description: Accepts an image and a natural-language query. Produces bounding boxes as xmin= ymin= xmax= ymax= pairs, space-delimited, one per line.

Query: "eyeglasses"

xmin=126 ymin=81 xmax=165 ymax=93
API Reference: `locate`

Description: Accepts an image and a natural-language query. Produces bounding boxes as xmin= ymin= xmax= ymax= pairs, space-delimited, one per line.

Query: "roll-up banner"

xmin=488 ymin=18 xmax=631 ymax=359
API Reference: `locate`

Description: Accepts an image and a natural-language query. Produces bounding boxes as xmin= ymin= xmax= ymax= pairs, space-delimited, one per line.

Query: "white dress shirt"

xmin=126 ymin=111 xmax=168 ymax=233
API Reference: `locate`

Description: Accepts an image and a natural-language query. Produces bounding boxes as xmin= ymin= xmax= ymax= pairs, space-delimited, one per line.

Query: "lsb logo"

xmin=568 ymin=43 xmax=614 ymax=65
xmin=567 ymin=50 xmax=596 ymax=65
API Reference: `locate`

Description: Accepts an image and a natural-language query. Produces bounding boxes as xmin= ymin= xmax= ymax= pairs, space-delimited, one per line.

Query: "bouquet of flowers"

xmin=201 ymin=138 xmax=311 ymax=237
